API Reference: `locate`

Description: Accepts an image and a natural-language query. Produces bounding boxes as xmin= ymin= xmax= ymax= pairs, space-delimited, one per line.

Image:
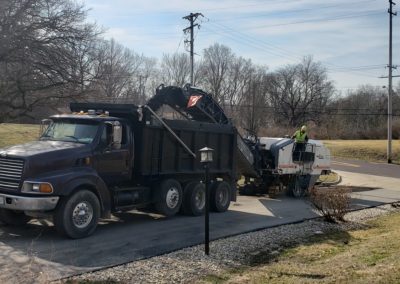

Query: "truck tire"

xmin=0 ymin=209 xmax=31 ymax=226
xmin=239 ymin=184 xmax=255 ymax=196
xmin=211 ymin=181 xmax=231 ymax=212
xmin=301 ymin=175 xmax=313 ymax=195
xmin=287 ymin=175 xmax=309 ymax=197
xmin=155 ymin=179 xmax=182 ymax=217
xmin=182 ymin=182 xmax=205 ymax=216
xmin=54 ymin=190 xmax=100 ymax=239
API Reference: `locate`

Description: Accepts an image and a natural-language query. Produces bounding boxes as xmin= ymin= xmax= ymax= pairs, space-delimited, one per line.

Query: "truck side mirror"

xmin=103 ymin=121 xmax=122 ymax=150
xmin=112 ymin=121 xmax=122 ymax=150
xmin=39 ymin=119 xmax=52 ymax=138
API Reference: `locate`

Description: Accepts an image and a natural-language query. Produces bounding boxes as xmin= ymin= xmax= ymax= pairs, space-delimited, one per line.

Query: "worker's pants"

xmin=293 ymin=142 xmax=306 ymax=161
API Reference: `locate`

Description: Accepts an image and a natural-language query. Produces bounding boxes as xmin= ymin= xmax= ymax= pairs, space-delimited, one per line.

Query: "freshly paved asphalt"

xmin=0 ymin=164 xmax=399 ymax=282
xmin=0 ymin=196 xmax=319 ymax=282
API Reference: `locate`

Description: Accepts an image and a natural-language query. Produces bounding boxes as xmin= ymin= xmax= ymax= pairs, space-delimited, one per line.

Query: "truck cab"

xmin=0 ymin=111 xmax=132 ymax=238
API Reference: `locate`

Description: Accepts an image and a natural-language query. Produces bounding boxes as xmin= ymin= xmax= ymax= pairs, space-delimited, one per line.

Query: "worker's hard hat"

xmin=301 ymin=125 xmax=307 ymax=132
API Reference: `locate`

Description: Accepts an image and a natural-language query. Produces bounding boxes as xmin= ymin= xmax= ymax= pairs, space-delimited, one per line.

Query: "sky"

xmin=84 ymin=0 xmax=399 ymax=93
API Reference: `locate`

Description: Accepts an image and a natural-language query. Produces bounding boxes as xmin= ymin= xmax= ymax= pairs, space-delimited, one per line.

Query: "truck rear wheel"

xmin=211 ymin=181 xmax=231 ymax=212
xmin=239 ymin=184 xmax=256 ymax=196
xmin=54 ymin=190 xmax=100 ymax=239
xmin=0 ymin=209 xmax=31 ymax=226
xmin=182 ymin=182 xmax=205 ymax=216
xmin=155 ymin=179 xmax=182 ymax=217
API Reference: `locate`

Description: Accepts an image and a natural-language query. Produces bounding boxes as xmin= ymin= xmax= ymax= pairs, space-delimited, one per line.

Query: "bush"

xmin=309 ymin=186 xmax=351 ymax=222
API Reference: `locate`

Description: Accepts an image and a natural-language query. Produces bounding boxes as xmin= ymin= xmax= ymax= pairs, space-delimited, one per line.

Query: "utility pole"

xmin=250 ymin=77 xmax=256 ymax=134
xmin=388 ymin=0 xmax=397 ymax=163
xmin=183 ymin=13 xmax=203 ymax=86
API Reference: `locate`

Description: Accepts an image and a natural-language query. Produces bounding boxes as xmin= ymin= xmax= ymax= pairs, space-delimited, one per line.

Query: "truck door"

xmin=94 ymin=121 xmax=132 ymax=184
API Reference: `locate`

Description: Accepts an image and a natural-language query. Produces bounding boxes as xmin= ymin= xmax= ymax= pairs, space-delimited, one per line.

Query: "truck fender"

xmin=61 ymin=176 xmax=111 ymax=218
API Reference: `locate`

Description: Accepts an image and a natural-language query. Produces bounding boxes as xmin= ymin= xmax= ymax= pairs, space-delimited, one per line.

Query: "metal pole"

xmin=388 ymin=0 xmax=396 ymax=163
xmin=251 ymin=79 xmax=255 ymax=133
xmin=204 ymin=163 xmax=210 ymax=255
xmin=183 ymin=13 xmax=203 ymax=86
xmin=144 ymin=105 xmax=196 ymax=158
xmin=190 ymin=14 xmax=194 ymax=86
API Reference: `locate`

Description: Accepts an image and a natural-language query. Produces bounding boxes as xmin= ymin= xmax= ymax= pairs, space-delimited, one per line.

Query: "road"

xmin=331 ymin=158 xmax=400 ymax=179
xmin=0 ymin=162 xmax=399 ymax=283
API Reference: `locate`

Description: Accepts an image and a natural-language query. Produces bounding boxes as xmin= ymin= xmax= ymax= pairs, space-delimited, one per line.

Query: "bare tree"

xmin=267 ymin=56 xmax=335 ymax=127
xmin=0 ymin=0 xmax=100 ymax=121
xmin=328 ymin=85 xmax=387 ymax=138
xmin=225 ymin=56 xmax=255 ymax=107
xmin=238 ymin=66 xmax=271 ymax=134
xmin=121 ymin=56 xmax=158 ymax=104
xmin=199 ymin=43 xmax=259 ymax=107
xmin=200 ymin=43 xmax=234 ymax=104
xmin=160 ymin=53 xmax=190 ymax=87
xmin=92 ymin=39 xmax=145 ymax=102
xmin=195 ymin=43 xmax=271 ymax=133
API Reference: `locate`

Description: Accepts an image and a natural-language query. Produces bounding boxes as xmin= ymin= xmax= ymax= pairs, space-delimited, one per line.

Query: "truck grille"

xmin=0 ymin=158 xmax=24 ymax=191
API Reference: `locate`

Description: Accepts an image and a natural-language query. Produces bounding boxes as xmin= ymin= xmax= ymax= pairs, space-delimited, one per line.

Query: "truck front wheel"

xmin=211 ymin=181 xmax=231 ymax=212
xmin=54 ymin=190 xmax=100 ymax=239
xmin=155 ymin=179 xmax=182 ymax=217
xmin=0 ymin=209 xmax=31 ymax=226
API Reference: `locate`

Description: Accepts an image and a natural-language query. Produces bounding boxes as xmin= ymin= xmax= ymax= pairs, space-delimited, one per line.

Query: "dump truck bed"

xmin=136 ymin=118 xmax=236 ymax=178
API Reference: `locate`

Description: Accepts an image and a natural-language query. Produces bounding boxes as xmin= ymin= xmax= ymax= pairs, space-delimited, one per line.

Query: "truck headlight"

xmin=22 ymin=182 xmax=54 ymax=194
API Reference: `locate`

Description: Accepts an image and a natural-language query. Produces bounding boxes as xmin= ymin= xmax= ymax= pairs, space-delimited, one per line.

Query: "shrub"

xmin=309 ymin=186 xmax=351 ymax=222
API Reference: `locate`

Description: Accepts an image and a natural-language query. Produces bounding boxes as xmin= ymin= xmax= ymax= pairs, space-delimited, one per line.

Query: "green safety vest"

xmin=294 ymin=130 xmax=307 ymax=143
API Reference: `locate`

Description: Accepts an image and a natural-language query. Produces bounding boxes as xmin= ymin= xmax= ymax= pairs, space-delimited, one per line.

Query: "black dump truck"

xmin=0 ymin=85 xmax=243 ymax=238
xmin=0 ymin=84 xmax=328 ymax=238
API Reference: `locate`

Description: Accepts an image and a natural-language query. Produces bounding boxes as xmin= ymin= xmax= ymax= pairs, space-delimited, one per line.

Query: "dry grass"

xmin=323 ymin=140 xmax=400 ymax=163
xmin=0 ymin=123 xmax=40 ymax=148
xmin=202 ymin=212 xmax=400 ymax=284
xmin=317 ymin=172 xmax=340 ymax=184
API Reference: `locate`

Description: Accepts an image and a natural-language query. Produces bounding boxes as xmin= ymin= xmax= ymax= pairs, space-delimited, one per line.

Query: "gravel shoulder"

xmin=66 ymin=203 xmax=400 ymax=284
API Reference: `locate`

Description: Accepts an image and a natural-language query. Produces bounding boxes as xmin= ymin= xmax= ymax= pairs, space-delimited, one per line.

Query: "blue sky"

xmin=84 ymin=0 xmax=399 ymax=92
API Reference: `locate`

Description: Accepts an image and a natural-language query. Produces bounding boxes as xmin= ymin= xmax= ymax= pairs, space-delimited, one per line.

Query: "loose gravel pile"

xmin=69 ymin=204 xmax=400 ymax=284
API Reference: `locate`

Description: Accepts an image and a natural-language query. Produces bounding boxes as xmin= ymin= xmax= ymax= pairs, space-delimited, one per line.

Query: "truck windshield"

xmin=41 ymin=121 xmax=99 ymax=144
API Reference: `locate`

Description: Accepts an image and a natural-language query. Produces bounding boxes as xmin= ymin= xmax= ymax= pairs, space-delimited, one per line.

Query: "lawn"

xmin=323 ymin=140 xmax=400 ymax=163
xmin=201 ymin=211 xmax=400 ymax=283
xmin=0 ymin=123 xmax=40 ymax=148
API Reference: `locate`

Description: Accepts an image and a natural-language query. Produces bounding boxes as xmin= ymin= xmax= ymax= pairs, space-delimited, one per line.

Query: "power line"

xmin=329 ymin=64 xmax=387 ymax=71
xmin=222 ymin=104 xmax=400 ymax=116
xmin=201 ymin=6 xmax=387 ymax=78
xmin=110 ymin=0 xmax=378 ymax=16
xmin=205 ymin=21 xmax=303 ymax=62
xmin=249 ymin=10 xmax=383 ymax=30
xmin=211 ymin=1 xmax=380 ymax=23
xmin=203 ymin=21 xmax=383 ymax=78
xmin=175 ymin=34 xmax=184 ymax=53
xmin=202 ymin=25 xmax=300 ymax=61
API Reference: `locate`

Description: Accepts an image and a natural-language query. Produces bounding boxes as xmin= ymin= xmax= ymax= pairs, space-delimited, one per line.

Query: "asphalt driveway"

xmin=0 ymin=169 xmax=399 ymax=283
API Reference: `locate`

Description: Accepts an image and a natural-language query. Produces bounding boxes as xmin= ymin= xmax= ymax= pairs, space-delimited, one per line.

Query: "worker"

xmin=291 ymin=125 xmax=308 ymax=161
xmin=291 ymin=125 xmax=309 ymax=143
